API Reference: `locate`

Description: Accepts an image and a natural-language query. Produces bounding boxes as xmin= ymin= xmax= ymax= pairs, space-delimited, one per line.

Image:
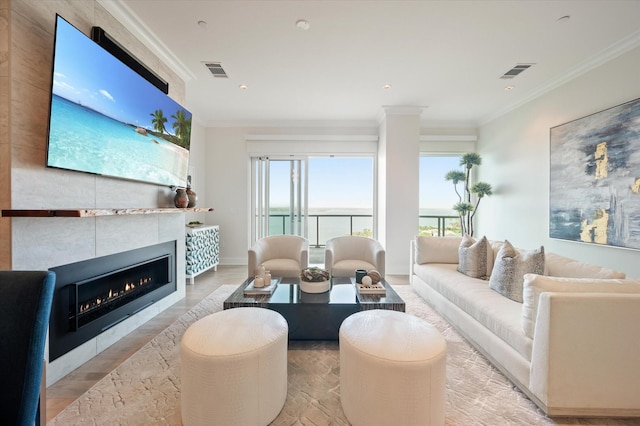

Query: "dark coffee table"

xmin=223 ymin=276 xmax=405 ymax=340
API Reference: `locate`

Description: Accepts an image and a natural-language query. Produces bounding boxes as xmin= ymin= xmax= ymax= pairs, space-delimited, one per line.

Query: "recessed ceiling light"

xmin=296 ymin=19 xmax=310 ymax=30
xmin=239 ymin=84 xmax=248 ymax=90
xmin=556 ymin=15 xmax=570 ymax=24
xmin=504 ymin=85 xmax=515 ymax=91
xmin=383 ymin=84 xmax=392 ymax=90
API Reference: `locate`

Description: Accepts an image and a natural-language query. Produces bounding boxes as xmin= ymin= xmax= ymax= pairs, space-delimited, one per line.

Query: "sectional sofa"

xmin=409 ymin=235 xmax=640 ymax=417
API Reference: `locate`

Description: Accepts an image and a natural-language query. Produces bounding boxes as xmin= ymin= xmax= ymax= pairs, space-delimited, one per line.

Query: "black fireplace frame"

xmin=49 ymin=241 xmax=177 ymax=361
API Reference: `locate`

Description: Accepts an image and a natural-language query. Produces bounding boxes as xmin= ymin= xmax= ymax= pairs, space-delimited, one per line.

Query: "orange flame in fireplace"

xmin=78 ymin=276 xmax=153 ymax=314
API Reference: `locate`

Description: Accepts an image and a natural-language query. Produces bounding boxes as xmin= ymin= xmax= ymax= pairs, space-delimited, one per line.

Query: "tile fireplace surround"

xmin=48 ymin=240 xmax=178 ymax=362
xmin=9 ymin=210 xmax=189 ymax=386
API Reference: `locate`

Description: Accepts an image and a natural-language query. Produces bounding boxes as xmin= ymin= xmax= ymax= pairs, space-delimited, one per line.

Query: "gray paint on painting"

xmin=550 ymin=97 xmax=640 ymax=249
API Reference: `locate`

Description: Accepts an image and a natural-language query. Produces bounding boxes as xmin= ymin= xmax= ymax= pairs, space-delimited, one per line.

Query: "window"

xmin=251 ymin=155 xmax=375 ymax=246
xmin=307 ymin=156 xmax=374 ymax=246
xmin=419 ymin=155 xmax=463 ymax=236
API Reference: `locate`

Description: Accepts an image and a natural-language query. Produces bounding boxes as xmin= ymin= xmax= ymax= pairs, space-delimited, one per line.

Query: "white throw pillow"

xmin=457 ymin=235 xmax=489 ymax=279
xmin=489 ymin=240 xmax=545 ymax=303
xmin=415 ymin=236 xmax=461 ymax=265
xmin=521 ymin=273 xmax=640 ymax=339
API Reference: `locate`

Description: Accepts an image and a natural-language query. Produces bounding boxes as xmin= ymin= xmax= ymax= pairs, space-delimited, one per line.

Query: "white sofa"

xmin=410 ymin=235 xmax=640 ymax=417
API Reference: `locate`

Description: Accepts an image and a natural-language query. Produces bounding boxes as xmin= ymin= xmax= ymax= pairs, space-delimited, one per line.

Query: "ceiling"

xmin=101 ymin=0 xmax=640 ymax=127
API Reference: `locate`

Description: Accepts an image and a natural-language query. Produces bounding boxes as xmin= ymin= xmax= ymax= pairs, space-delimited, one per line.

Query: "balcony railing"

xmin=268 ymin=214 xmax=371 ymax=247
xmin=419 ymin=215 xmax=461 ymax=238
xmin=265 ymin=214 xmax=460 ymax=247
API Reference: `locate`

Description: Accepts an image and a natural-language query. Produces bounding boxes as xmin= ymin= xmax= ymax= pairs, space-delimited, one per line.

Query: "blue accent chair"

xmin=0 ymin=271 xmax=56 ymax=426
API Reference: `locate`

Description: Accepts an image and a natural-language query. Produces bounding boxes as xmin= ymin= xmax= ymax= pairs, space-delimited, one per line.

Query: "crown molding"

xmin=96 ymin=0 xmax=196 ymax=82
xmin=377 ymin=106 xmax=426 ymax=124
xmin=381 ymin=106 xmax=426 ymax=115
xmin=479 ymin=28 xmax=640 ymax=126
xmin=206 ymin=119 xmax=379 ymax=129
xmin=419 ymin=135 xmax=477 ymax=142
xmin=420 ymin=120 xmax=478 ymax=129
xmin=245 ymin=134 xmax=379 ymax=142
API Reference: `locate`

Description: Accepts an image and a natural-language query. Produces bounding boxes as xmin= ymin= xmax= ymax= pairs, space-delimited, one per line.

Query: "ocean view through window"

xmin=259 ymin=156 xmax=374 ymax=246
xmin=419 ymin=155 xmax=463 ymax=236
xmin=261 ymin=155 xmax=468 ymax=239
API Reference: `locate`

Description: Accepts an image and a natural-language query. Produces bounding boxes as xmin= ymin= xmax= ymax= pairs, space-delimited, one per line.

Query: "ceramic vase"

xmin=174 ymin=188 xmax=189 ymax=208
xmin=186 ymin=187 xmax=197 ymax=207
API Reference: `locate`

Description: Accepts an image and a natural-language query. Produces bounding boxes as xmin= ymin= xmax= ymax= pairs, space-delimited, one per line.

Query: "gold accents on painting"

xmin=594 ymin=141 xmax=608 ymax=179
xmin=580 ymin=209 xmax=609 ymax=244
xmin=631 ymin=177 xmax=640 ymax=194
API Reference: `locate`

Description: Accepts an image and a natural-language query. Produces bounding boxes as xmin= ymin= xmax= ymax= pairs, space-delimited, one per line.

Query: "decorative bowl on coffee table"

xmin=299 ymin=279 xmax=330 ymax=293
xmin=299 ymin=267 xmax=331 ymax=293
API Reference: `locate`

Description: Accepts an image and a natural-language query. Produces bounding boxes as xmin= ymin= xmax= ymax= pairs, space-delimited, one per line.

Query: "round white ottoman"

xmin=339 ymin=309 xmax=447 ymax=426
xmin=181 ymin=307 xmax=288 ymax=426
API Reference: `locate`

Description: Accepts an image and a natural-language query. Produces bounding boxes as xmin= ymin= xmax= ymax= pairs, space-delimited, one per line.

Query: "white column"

xmin=378 ymin=107 xmax=422 ymax=275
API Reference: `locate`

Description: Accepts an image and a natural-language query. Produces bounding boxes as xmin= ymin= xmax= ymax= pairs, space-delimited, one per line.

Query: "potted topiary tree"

xmin=445 ymin=153 xmax=493 ymax=237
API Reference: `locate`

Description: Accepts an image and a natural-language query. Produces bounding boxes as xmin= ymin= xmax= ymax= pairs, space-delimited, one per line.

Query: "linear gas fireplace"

xmin=49 ymin=241 xmax=176 ymax=361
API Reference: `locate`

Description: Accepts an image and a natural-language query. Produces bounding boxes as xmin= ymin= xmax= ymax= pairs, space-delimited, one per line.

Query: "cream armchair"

xmin=248 ymin=235 xmax=309 ymax=278
xmin=324 ymin=236 xmax=385 ymax=277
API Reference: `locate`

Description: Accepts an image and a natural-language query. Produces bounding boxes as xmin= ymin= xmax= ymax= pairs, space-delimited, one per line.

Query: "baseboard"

xmin=219 ymin=257 xmax=247 ymax=266
xmin=546 ymin=406 xmax=640 ymax=418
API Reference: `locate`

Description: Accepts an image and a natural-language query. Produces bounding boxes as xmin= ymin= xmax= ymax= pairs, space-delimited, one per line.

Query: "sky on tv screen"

xmin=47 ymin=16 xmax=191 ymax=187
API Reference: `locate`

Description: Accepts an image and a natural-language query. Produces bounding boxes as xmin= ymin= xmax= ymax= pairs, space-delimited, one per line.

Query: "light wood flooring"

xmin=45 ymin=265 xmax=409 ymax=422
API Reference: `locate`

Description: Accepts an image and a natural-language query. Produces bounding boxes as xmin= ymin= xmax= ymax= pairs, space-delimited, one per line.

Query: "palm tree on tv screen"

xmin=171 ymin=109 xmax=191 ymax=148
xmin=150 ymin=109 xmax=168 ymax=134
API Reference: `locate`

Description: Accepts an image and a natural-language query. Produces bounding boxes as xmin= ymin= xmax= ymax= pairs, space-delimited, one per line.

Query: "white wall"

xmin=204 ymin=127 xmax=251 ymax=266
xmin=477 ymin=45 xmax=640 ymax=279
xmin=185 ymin=120 xmax=208 ymax=223
xmin=204 ymin=126 xmax=381 ymax=267
xmin=378 ymin=108 xmax=421 ymax=274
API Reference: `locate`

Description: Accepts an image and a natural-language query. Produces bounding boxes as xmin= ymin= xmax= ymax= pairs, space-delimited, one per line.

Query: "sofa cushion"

xmin=489 ymin=241 xmax=545 ymax=303
xmin=544 ymin=252 xmax=625 ymax=279
xmin=521 ymin=273 xmax=640 ymax=339
xmin=457 ymin=235 xmax=490 ymax=279
xmin=261 ymin=259 xmax=302 ymax=277
xmin=332 ymin=260 xmax=377 ymax=277
xmin=488 ymin=240 xmax=504 ymax=261
xmin=414 ymin=263 xmax=533 ymax=361
xmin=415 ymin=236 xmax=461 ymax=264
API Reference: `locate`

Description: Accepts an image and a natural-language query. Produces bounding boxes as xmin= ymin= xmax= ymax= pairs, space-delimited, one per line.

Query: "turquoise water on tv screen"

xmin=47 ymin=95 xmax=189 ymax=186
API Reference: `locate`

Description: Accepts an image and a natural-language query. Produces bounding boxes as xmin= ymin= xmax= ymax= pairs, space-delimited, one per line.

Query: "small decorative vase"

xmin=257 ymin=264 xmax=266 ymax=278
xmin=186 ymin=187 xmax=197 ymax=208
xmin=174 ymin=188 xmax=189 ymax=208
xmin=253 ymin=276 xmax=265 ymax=288
xmin=355 ymin=269 xmax=367 ymax=283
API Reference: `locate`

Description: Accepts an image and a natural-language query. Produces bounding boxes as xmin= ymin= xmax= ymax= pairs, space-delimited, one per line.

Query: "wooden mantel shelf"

xmin=1 ymin=207 xmax=214 ymax=218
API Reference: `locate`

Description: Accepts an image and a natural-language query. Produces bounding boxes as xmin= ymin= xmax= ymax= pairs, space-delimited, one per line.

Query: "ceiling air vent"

xmin=203 ymin=62 xmax=228 ymax=78
xmin=500 ymin=63 xmax=534 ymax=79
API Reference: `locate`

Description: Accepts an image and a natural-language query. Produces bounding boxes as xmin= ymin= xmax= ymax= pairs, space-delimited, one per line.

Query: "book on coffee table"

xmin=243 ymin=277 xmax=281 ymax=296
xmin=350 ymin=276 xmax=386 ymax=295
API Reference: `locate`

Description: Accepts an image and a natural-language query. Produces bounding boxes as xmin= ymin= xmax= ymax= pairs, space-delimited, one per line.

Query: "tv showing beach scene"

xmin=46 ymin=15 xmax=191 ymax=187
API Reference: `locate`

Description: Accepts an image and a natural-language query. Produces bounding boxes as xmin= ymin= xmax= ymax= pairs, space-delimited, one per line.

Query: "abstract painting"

xmin=550 ymin=97 xmax=640 ymax=250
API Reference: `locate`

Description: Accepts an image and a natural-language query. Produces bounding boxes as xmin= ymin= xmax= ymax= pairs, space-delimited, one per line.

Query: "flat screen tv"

xmin=46 ymin=15 xmax=191 ymax=187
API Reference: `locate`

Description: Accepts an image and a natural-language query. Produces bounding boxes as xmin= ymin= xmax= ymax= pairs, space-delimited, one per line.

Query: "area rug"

xmin=49 ymin=285 xmax=638 ymax=425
